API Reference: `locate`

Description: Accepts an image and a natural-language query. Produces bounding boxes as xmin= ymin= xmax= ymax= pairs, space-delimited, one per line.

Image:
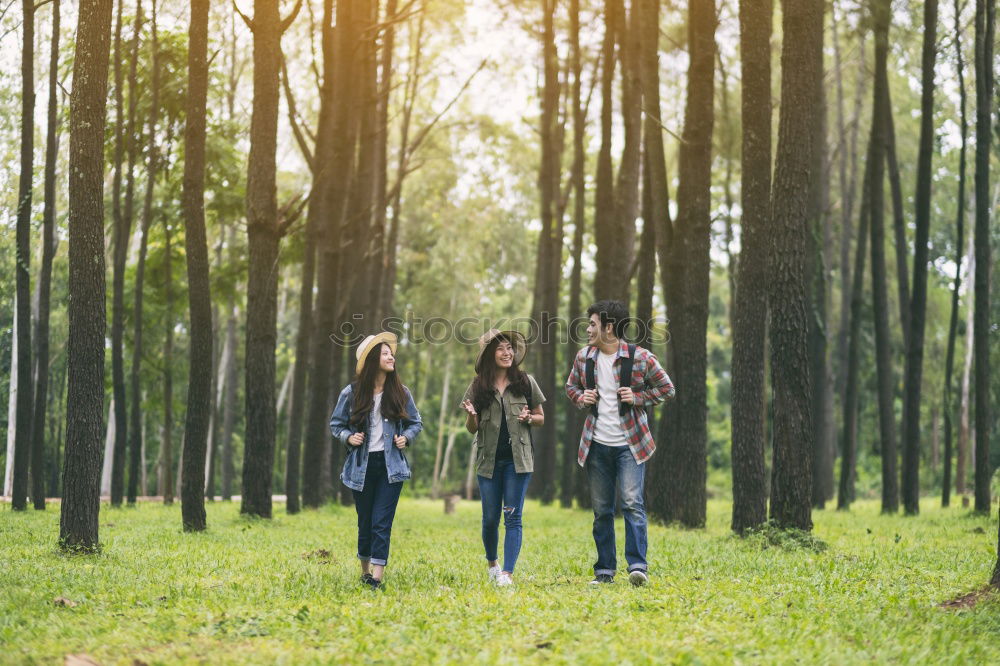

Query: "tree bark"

xmin=221 ymin=296 xmax=239 ymax=500
xmin=242 ymin=0 xmax=302 ymax=518
xmin=972 ymin=0 xmax=994 ymax=515
xmin=564 ymin=0 xmax=589 ymax=510
xmin=11 ymin=0 xmax=36 ymax=511
xmin=302 ymin=0 xmax=358 ymax=508
xmin=833 ymin=14 xmax=866 ymax=405
xmin=650 ymin=0 xmax=715 ymax=528
xmin=30 ymin=0 xmax=61 ymax=511
xmin=883 ymin=92 xmax=910 ymax=345
xmin=867 ymin=0 xmax=899 ymax=514
xmin=108 ymin=0 xmax=128 ymax=508
xmin=807 ymin=7 xmax=832 ymax=512
xmin=180 ymin=0 xmax=212 ymax=532
xmin=768 ymin=0 xmax=822 ymax=531
xmin=730 ymin=0 xmax=771 ymax=532
xmin=837 ymin=157 xmax=871 ymax=511
xmin=126 ymin=0 xmax=149 ymax=506
xmin=957 ymin=230 xmax=974 ymax=497
xmin=529 ymin=0 xmax=562 ymax=504
xmin=592 ymin=0 xmax=632 ymax=303
xmin=899 ymin=0 xmax=938 ymax=516
xmin=60 ymin=0 xmax=114 ymax=551
xmin=942 ymin=0 xmax=968 ymax=508
xmin=162 ymin=202 xmax=175 ymax=504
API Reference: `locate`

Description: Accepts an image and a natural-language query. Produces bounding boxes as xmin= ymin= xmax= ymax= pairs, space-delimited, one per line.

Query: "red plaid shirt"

xmin=565 ymin=341 xmax=675 ymax=466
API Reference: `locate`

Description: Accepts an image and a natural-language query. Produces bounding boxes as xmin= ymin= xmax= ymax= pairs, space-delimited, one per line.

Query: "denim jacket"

xmin=329 ymin=384 xmax=423 ymax=491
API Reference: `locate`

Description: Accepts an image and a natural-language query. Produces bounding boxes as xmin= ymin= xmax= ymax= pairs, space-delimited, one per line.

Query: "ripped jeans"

xmin=478 ymin=460 xmax=531 ymax=573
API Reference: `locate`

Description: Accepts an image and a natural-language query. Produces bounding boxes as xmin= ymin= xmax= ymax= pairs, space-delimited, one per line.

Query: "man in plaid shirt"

xmin=565 ymin=300 xmax=675 ymax=586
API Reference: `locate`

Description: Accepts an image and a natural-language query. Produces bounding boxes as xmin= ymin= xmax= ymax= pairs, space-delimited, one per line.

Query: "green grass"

xmin=2 ymin=496 xmax=999 ymax=664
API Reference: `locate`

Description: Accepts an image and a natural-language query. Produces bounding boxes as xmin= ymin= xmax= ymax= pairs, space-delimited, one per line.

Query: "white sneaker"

xmin=487 ymin=565 xmax=501 ymax=582
xmin=628 ymin=570 xmax=648 ymax=587
xmin=496 ymin=571 xmax=514 ymax=587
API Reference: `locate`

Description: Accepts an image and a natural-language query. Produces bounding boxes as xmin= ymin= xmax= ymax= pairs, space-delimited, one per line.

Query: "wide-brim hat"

xmin=355 ymin=332 xmax=398 ymax=376
xmin=475 ymin=329 xmax=527 ymax=373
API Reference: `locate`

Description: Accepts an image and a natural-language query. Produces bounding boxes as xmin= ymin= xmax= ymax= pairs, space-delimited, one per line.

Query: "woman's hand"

xmin=347 ymin=432 xmax=365 ymax=447
xmin=517 ymin=405 xmax=531 ymax=424
xmin=461 ymin=399 xmax=477 ymax=417
xmin=394 ymin=435 xmax=407 ymax=450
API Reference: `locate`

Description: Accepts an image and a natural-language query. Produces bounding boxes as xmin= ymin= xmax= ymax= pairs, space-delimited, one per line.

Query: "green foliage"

xmin=2 ymin=499 xmax=999 ymax=663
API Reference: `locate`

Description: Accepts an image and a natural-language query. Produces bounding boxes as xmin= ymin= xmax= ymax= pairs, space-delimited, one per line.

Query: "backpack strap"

xmin=585 ymin=353 xmax=598 ymax=417
xmin=618 ymin=344 xmax=636 ymax=415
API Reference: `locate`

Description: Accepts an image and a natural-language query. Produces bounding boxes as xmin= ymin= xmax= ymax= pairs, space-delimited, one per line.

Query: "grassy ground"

xmin=2 ymin=496 xmax=998 ymax=665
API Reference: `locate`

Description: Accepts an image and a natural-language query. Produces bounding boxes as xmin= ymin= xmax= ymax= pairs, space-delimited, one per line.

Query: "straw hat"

xmin=475 ymin=329 xmax=527 ymax=373
xmin=355 ymin=332 xmax=398 ymax=376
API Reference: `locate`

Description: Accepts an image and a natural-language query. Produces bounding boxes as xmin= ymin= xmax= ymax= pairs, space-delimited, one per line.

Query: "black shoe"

xmin=360 ymin=573 xmax=374 ymax=585
xmin=366 ymin=577 xmax=383 ymax=590
xmin=589 ymin=574 xmax=614 ymax=585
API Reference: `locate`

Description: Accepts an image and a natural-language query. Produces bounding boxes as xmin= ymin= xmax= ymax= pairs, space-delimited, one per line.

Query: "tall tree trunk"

xmin=302 ymin=0 xmax=357 ymax=508
xmin=162 ymin=211 xmax=175 ymax=504
xmin=957 ymin=230 xmax=974 ymax=497
xmin=108 ymin=0 xmax=128 ymax=508
xmin=730 ymin=0 xmax=772 ymax=532
xmin=900 ymin=0 xmax=939 ymax=516
xmin=343 ymin=0 xmax=379 ymax=332
xmin=430 ymin=352 xmax=453 ymax=500
xmin=529 ymin=0 xmax=561 ymax=504
xmin=31 ymin=0 xmax=61 ymax=511
xmin=180 ymin=0 xmax=212 ymax=532
xmin=126 ymin=0 xmax=148 ymax=506
xmin=768 ymin=0 xmax=822 ymax=531
xmin=833 ymin=14 xmax=867 ymax=404
xmin=286 ymin=0 xmax=335 ymax=514
xmin=650 ymin=0 xmax=715 ymax=528
xmin=867 ymin=0 xmax=899 ymax=514
xmin=592 ymin=0 xmax=627 ymax=302
xmin=942 ymin=0 xmax=968 ymax=508
xmin=60 ymin=0 xmax=114 ymax=551
xmin=807 ymin=10 xmax=832 ymax=512
xmin=564 ymin=0 xmax=588 ymax=511
xmin=11 ymin=0 xmax=36 ymax=511
xmin=242 ymin=0 xmax=302 ymax=518
xmin=221 ymin=297 xmax=239 ymax=500
xmin=837 ymin=157 xmax=872 ymax=510
xmin=883 ymin=93 xmax=910 ymax=344
xmin=972 ymin=0 xmax=994 ymax=515
xmin=368 ymin=0 xmax=396 ymax=324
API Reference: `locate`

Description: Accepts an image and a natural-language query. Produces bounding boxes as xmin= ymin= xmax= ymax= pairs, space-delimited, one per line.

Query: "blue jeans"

xmin=478 ymin=460 xmax=531 ymax=573
xmin=352 ymin=452 xmax=403 ymax=567
xmin=586 ymin=442 xmax=648 ymax=577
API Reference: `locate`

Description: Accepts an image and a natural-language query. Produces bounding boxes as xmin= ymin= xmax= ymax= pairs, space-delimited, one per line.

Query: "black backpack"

xmin=584 ymin=344 xmax=636 ymax=417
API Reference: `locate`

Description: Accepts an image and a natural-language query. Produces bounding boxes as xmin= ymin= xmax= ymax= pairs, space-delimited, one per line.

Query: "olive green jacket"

xmin=462 ymin=374 xmax=546 ymax=479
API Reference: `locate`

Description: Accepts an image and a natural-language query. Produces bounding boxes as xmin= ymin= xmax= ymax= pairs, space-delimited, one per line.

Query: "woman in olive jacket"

xmin=460 ymin=329 xmax=545 ymax=586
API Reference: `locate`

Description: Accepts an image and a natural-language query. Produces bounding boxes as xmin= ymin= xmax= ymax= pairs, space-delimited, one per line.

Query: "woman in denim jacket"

xmin=460 ymin=329 xmax=545 ymax=587
xmin=330 ymin=332 xmax=422 ymax=590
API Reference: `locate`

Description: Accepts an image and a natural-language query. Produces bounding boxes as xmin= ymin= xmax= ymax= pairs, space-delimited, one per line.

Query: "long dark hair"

xmin=350 ymin=342 xmax=409 ymax=428
xmin=471 ymin=335 xmax=531 ymax=414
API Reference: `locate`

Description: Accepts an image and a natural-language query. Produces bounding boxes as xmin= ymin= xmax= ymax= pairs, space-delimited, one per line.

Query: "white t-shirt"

xmin=368 ymin=392 xmax=385 ymax=452
xmin=592 ymin=351 xmax=629 ymax=446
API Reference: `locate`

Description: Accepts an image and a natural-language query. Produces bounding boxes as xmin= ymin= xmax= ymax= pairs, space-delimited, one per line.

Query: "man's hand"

xmin=393 ymin=435 xmax=407 ymax=450
xmin=581 ymin=389 xmax=598 ymax=406
xmin=347 ymin=432 xmax=365 ymax=447
xmin=617 ymin=387 xmax=635 ymax=405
